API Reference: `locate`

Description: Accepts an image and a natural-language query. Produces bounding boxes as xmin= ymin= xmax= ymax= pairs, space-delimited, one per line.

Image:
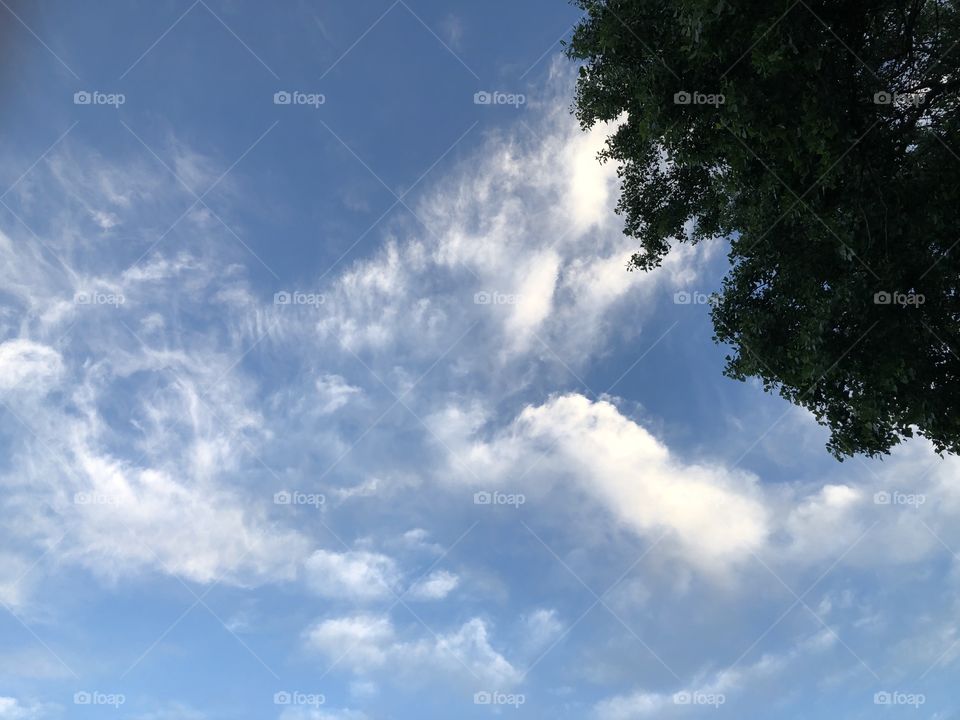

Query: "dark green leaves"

xmin=568 ymin=0 xmax=960 ymax=458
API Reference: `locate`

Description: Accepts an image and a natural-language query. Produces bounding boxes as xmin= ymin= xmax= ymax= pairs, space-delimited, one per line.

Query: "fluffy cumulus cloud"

xmin=305 ymin=613 xmax=521 ymax=688
xmin=515 ymin=394 xmax=771 ymax=568
xmin=0 ymin=697 xmax=53 ymax=719
xmin=428 ymin=393 xmax=770 ymax=572
xmin=305 ymin=614 xmax=396 ymax=669
xmin=406 ymin=569 xmax=459 ymax=600
xmin=304 ymin=549 xmax=400 ymax=601
xmin=429 ymin=390 xmax=960 ymax=585
xmin=0 ymin=340 xmax=63 ymax=394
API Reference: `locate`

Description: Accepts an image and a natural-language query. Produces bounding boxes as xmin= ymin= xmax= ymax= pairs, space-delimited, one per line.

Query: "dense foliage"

xmin=567 ymin=0 xmax=960 ymax=458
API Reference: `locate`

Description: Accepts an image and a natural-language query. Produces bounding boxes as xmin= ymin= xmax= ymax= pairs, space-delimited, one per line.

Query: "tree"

xmin=566 ymin=0 xmax=960 ymax=458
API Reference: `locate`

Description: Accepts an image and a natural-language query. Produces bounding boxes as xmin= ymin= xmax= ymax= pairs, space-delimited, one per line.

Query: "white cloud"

xmin=594 ymin=631 xmax=833 ymax=719
xmin=429 ymin=391 xmax=960 ymax=587
xmin=522 ymin=608 xmax=564 ymax=653
xmin=315 ymin=374 xmax=362 ymax=415
xmin=305 ymin=613 xmax=395 ymax=668
xmin=62 ymin=464 xmax=307 ymax=585
xmin=278 ymin=708 xmax=368 ymax=720
xmin=0 ymin=697 xmax=52 ymax=719
xmin=0 ymin=552 xmax=34 ymax=609
xmin=90 ymin=209 xmax=119 ymax=230
xmin=431 ymin=393 xmax=771 ymax=572
xmin=406 ymin=569 xmax=459 ymax=600
xmin=0 ymin=340 xmax=63 ymax=394
xmin=331 ymin=477 xmax=383 ymax=503
xmin=304 ymin=549 xmax=399 ymax=601
xmin=133 ymin=704 xmax=207 ymax=720
xmin=277 ymin=65 xmax=713 ymax=375
xmin=305 ymin=613 xmax=520 ymax=687
xmin=0 ymin=149 xmax=312 ymax=592
xmin=414 ymin=617 xmax=521 ymax=687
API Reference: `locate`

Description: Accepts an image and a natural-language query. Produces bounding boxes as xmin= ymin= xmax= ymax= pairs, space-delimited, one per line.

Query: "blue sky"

xmin=0 ymin=1 xmax=958 ymax=719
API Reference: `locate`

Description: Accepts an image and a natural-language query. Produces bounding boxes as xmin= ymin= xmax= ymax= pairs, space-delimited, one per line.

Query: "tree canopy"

xmin=567 ymin=0 xmax=960 ymax=458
